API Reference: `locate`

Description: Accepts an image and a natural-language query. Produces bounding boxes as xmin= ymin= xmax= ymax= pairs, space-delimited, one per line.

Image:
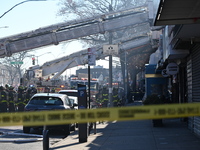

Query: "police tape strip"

xmin=0 ymin=103 xmax=200 ymax=127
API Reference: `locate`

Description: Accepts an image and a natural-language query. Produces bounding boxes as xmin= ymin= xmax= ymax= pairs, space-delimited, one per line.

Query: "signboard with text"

xmin=103 ymin=45 xmax=118 ymax=55
xmin=10 ymin=61 xmax=23 ymax=64
xmin=166 ymin=62 xmax=179 ymax=75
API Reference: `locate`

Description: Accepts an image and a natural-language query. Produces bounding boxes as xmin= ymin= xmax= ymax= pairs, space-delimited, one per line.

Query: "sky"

xmin=0 ymin=0 xmax=109 ymax=76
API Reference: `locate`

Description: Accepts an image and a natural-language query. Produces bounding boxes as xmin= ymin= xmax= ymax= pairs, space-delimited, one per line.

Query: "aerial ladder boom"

xmin=30 ymin=35 xmax=151 ymax=79
xmin=0 ymin=6 xmax=148 ymax=58
xmin=25 ymin=33 xmax=154 ymax=90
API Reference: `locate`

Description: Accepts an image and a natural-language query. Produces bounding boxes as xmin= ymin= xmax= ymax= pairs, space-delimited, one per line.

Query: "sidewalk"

xmin=50 ymin=102 xmax=200 ymax=150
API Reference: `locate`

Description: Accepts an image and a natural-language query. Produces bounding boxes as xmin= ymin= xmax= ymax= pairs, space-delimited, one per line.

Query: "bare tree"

xmin=57 ymin=0 xmax=149 ymax=96
xmin=0 ymin=51 xmax=30 ymax=85
xmin=57 ymin=0 xmax=148 ymax=46
xmin=58 ymin=0 xmax=146 ymax=18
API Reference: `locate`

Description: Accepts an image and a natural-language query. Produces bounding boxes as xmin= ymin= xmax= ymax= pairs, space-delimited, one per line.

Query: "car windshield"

xmin=69 ymin=98 xmax=74 ymax=104
xmin=29 ymin=97 xmax=63 ymax=105
xmin=59 ymin=91 xmax=77 ymax=97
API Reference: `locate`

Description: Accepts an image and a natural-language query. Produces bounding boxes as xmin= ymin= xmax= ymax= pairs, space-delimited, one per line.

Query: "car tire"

xmin=23 ymin=126 xmax=31 ymax=133
xmin=63 ymin=124 xmax=70 ymax=136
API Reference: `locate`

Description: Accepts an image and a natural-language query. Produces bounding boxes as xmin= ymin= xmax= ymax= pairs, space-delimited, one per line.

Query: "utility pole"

xmin=125 ymin=51 xmax=128 ymax=104
xmin=108 ymin=4 xmax=113 ymax=107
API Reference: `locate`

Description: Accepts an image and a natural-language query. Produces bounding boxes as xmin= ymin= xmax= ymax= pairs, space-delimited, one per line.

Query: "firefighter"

xmin=96 ymin=87 xmax=105 ymax=124
xmin=118 ymin=87 xmax=125 ymax=106
xmin=24 ymin=86 xmax=30 ymax=105
xmin=8 ymin=86 xmax=16 ymax=112
xmin=25 ymin=85 xmax=37 ymax=103
xmin=5 ymin=84 xmax=10 ymax=93
xmin=101 ymin=86 xmax=108 ymax=107
xmin=17 ymin=84 xmax=25 ymax=112
xmin=113 ymin=87 xmax=119 ymax=107
xmin=0 ymin=86 xmax=8 ymax=112
xmin=51 ymin=88 xmax=55 ymax=93
xmin=96 ymin=88 xmax=103 ymax=107
xmin=44 ymin=86 xmax=50 ymax=93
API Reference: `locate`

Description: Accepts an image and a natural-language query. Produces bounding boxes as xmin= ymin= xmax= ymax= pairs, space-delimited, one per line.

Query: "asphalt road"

xmin=0 ymin=101 xmax=142 ymax=150
xmin=0 ymin=126 xmax=70 ymax=150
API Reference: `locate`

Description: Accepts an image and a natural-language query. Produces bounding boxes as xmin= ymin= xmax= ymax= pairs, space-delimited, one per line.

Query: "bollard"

xmin=94 ymin=122 xmax=96 ymax=134
xmin=79 ymin=123 xmax=88 ymax=143
xmin=43 ymin=126 xmax=49 ymax=150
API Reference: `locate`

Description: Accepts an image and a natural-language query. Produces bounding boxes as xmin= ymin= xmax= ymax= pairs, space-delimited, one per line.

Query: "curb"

xmin=0 ymin=132 xmax=43 ymax=143
xmin=0 ymin=138 xmax=43 ymax=143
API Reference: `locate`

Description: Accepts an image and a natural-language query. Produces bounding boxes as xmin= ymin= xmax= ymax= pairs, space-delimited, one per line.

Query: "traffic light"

xmin=32 ymin=57 xmax=35 ymax=65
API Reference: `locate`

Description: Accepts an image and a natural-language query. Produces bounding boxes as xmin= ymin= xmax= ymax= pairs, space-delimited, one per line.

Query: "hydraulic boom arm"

xmin=0 ymin=6 xmax=148 ymax=58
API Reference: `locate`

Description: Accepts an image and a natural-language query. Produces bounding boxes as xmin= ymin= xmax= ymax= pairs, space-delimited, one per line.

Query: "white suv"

xmin=58 ymin=90 xmax=78 ymax=97
xmin=58 ymin=90 xmax=78 ymax=108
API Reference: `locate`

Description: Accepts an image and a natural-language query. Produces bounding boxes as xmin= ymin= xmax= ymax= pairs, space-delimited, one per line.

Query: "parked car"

xmin=58 ymin=90 xmax=79 ymax=128
xmin=58 ymin=90 xmax=78 ymax=109
xmin=23 ymin=93 xmax=76 ymax=135
xmin=68 ymin=96 xmax=78 ymax=110
xmin=58 ymin=90 xmax=78 ymax=97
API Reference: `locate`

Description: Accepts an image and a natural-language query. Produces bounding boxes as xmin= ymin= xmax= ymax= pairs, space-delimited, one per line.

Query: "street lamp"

xmin=0 ymin=0 xmax=48 ymax=19
xmin=0 ymin=26 xmax=9 ymax=29
xmin=35 ymin=52 xmax=51 ymax=65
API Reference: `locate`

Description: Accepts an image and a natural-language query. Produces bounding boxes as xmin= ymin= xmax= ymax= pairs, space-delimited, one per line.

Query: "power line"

xmin=0 ymin=0 xmax=47 ymax=19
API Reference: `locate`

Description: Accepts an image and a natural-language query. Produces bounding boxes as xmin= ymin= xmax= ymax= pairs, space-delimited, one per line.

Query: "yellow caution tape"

xmin=0 ymin=103 xmax=200 ymax=127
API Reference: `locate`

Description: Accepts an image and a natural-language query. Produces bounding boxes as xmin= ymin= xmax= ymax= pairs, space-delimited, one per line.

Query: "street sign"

xmin=10 ymin=61 xmax=23 ymax=64
xmin=103 ymin=45 xmax=118 ymax=55
xmin=166 ymin=62 xmax=179 ymax=75
xmin=161 ymin=69 xmax=169 ymax=77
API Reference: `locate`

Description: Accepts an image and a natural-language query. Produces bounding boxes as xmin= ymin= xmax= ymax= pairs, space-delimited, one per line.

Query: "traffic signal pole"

xmin=88 ymin=65 xmax=91 ymax=109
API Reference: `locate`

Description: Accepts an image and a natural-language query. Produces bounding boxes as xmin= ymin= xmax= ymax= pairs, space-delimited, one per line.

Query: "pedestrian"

xmin=8 ymin=86 xmax=16 ymax=112
xmin=0 ymin=86 xmax=8 ymax=112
